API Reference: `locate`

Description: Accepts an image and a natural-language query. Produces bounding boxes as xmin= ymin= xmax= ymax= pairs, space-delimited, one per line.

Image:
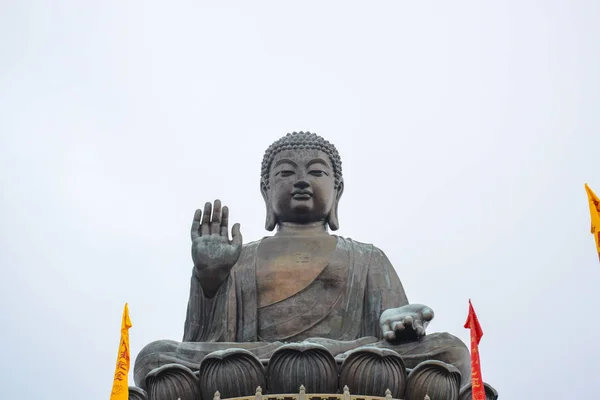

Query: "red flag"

xmin=464 ymin=299 xmax=486 ymax=400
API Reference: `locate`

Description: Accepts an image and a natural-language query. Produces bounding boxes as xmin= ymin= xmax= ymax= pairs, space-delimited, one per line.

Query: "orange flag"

xmin=585 ymin=184 xmax=600 ymax=261
xmin=110 ymin=303 xmax=132 ymax=400
xmin=464 ymin=299 xmax=486 ymax=400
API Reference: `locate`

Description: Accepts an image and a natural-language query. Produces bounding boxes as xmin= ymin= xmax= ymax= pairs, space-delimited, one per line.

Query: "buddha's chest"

xmin=256 ymin=236 xmax=337 ymax=308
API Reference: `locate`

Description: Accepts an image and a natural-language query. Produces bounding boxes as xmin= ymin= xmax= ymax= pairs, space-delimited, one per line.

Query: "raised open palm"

xmin=191 ymin=200 xmax=242 ymax=296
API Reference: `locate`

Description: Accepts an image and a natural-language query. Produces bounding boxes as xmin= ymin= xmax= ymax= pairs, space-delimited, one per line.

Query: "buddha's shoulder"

xmin=243 ymin=239 xmax=262 ymax=247
xmin=241 ymin=239 xmax=262 ymax=252
xmin=334 ymin=236 xmax=387 ymax=255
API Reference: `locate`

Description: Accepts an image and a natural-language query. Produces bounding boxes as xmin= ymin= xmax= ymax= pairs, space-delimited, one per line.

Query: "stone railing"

xmin=213 ymin=385 xmax=397 ymax=400
xmin=150 ymin=385 xmax=442 ymax=400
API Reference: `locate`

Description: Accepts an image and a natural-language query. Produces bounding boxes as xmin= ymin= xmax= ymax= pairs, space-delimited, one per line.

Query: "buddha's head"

xmin=261 ymin=131 xmax=344 ymax=231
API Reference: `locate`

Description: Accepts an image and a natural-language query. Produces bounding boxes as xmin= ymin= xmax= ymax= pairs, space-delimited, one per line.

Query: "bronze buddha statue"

xmin=132 ymin=132 xmax=495 ymax=400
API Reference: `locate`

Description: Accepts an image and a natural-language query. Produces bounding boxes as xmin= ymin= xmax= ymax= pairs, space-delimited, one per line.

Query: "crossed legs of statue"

xmin=133 ymin=332 xmax=478 ymax=400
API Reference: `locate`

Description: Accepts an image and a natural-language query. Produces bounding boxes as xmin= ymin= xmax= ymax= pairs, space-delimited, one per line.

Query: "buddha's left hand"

xmin=379 ymin=304 xmax=434 ymax=341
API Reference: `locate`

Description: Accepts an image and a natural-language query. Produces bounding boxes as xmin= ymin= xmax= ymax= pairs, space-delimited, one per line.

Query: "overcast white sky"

xmin=1 ymin=1 xmax=599 ymax=398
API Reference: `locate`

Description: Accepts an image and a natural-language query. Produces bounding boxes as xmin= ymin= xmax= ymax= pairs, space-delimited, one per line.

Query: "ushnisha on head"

xmin=260 ymin=131 xmax=344 ymax=231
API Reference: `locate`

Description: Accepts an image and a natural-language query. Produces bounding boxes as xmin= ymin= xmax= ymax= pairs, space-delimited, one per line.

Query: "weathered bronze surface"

xmin=132 ymin=132 xmax=495 ymax=400
xmin=266 ymin=343 xmax=338 ymax=393
xmin=198 ymin=349 xmax=266 ymax=400
xmin=339 ymin=347 xmax=407 ymax=399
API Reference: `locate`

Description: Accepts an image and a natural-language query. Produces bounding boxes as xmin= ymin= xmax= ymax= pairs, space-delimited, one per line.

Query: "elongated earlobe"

xmin=327 ymin=180 xmax=344 ymax=231
xmin=260 ymin=182 xmax=277 ymax=231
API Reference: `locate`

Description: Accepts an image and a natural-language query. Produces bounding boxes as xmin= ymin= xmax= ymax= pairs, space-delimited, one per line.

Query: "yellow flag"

xmin=585 ymin=184 xmax=600 ymax=261
xmin=110 ymin=303 xmax=132 ymax=400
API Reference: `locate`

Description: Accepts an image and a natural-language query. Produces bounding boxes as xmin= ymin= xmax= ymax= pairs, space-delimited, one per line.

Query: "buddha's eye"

xmin=309 ymin=170 xmax=327 ymax=177
xmin=277 ymin=170 xmax=295 ymax=177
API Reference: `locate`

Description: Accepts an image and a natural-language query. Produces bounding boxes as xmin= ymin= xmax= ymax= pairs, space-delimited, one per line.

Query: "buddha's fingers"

xmin=383 ymin=330 xmax=396 ymax=341
xmin=413 ymin=320 xmax=425 ymax=337
xmin=220 ymin=206 xmax=230 ymax=238
xmin=393 ymin=320 xmax=406 ymax=332
xmin=201 ymin=202 xmax=212 ymax=236
xmin=211 ymin=200 xmax=222 ymax=235
xmin=231 ymin=223 xmax=243 ymax=247
xmin=191 ymin=209 xmax=202 ymax=240
xmin=421 ymin=308 xmax=434 ymax=322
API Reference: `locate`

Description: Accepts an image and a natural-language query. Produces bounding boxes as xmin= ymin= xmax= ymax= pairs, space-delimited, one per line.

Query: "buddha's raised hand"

xmin=379 ymin=304 xmax=434 ymax=341
xmin=191 ymin=200 xmax=242 ymax=298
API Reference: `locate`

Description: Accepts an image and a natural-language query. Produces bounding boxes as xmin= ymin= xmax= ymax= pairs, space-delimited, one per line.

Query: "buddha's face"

xmin=265 ymin=149 xmax=337 ymax=225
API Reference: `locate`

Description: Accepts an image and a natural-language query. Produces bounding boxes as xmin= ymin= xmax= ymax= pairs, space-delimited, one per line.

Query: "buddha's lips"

xmin=292 ymin=190 xmax=313 ymax=199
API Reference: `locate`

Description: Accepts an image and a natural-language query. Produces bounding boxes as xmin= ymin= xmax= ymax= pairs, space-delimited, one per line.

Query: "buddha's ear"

xmin=327 ymin=179 xmax=344 ymax=231
xmin=261 ymin=181 xmax=277 ymax=231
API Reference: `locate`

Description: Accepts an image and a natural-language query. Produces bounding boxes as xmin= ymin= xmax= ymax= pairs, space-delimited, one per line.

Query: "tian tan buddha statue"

xmin=131 ymin=132 xmax=498 ymax=400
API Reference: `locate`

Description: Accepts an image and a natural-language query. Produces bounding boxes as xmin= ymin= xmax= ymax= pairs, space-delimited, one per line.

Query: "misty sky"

xmin=1 ymin=1 xmax=600 ymax=399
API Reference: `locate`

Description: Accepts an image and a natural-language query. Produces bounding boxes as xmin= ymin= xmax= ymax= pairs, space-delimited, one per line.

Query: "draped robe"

xmin=184 ymin=236 xmax=407 ymax=342
xmin=134 ymin=236 xmax=470 ymax=388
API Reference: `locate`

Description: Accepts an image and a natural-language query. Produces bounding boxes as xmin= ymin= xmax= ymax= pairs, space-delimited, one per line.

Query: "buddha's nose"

xmin=293 ymin=179 xmax=310 ymax=189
